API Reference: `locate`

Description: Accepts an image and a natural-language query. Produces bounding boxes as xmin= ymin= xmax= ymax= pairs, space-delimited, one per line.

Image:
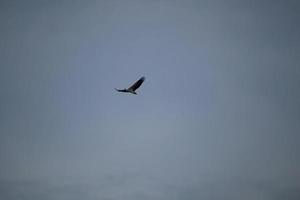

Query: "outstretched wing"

xmin=115 ymin=88 xmax=127 ymax=92
xmin=128 ymin=76 xmax=145 ymax=91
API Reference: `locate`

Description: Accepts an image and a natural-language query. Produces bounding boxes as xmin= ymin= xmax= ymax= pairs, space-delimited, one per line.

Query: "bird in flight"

xmin=115 ymin=76 xmax=145 ymax=95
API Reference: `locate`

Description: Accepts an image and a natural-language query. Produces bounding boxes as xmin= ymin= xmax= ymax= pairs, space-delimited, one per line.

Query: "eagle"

xmin=115 ymin=76 xmax=145 ymax=95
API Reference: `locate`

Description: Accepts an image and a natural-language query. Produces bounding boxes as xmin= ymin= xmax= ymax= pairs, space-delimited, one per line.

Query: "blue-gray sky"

xmin=1 ymin=0 xmax=300 ymax=199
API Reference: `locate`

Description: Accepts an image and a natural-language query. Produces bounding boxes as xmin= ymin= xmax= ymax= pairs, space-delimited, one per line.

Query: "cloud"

xmin=1 ymin=177 xmax=300 ymax=200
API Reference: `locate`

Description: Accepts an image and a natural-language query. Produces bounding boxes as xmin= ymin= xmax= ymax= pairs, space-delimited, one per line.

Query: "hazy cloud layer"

xmin=1 ymin=0 xmax=300 ymax=199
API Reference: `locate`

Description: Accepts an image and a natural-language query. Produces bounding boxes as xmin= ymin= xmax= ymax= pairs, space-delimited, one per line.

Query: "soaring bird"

xmin=115 ymin=76 xmax=145 ymax=95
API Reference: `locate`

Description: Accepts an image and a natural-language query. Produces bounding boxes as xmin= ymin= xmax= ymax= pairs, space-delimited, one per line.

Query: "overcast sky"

xmin=1 ymin=0 xmax=300 ymax=199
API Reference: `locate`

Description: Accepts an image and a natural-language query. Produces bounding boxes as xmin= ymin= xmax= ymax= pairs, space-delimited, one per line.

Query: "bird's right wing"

xmin=128 ymin=76 xmax=145 ymax=91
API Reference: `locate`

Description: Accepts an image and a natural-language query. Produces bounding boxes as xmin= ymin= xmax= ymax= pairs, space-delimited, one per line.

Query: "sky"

xmin=0 ymin=0 xmax=300 ymax=199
